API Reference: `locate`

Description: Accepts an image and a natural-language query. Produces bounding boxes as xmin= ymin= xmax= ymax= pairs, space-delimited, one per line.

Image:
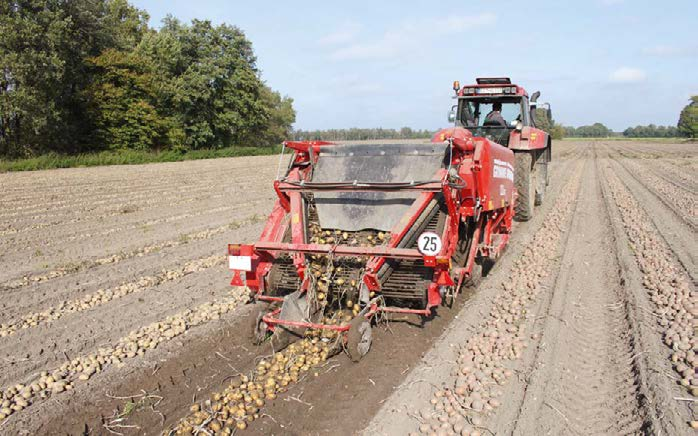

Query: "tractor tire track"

xmin=603 ymin=169 xmax=696 ymax=432
xmin=509 ymin=146 xmax=651 ymax=435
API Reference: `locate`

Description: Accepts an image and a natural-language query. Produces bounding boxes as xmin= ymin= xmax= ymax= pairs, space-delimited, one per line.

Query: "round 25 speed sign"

xmin=417 ymin=232 xmax=442 ymax=256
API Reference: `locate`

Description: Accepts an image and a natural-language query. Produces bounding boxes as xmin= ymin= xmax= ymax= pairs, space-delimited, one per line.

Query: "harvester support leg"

xmin=346 ymin=317 xmax=372 ymax=362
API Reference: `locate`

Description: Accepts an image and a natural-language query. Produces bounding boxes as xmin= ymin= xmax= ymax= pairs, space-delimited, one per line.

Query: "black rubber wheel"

xmin=249 ymin=304 xmax=270 ymax=345
xmin=346 ymin=317 xmax=372 ymax=362
xmin=514 ymin=152 xmax=534 ymax=221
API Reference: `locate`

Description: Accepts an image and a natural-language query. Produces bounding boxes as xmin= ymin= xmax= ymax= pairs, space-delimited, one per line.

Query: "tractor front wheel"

xmin=514 ymin=152 xmax=534 ymax=221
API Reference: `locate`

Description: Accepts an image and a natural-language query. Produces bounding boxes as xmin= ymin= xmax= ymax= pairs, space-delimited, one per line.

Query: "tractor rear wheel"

xmin=514 ymin=152 xmax=534 ymax=221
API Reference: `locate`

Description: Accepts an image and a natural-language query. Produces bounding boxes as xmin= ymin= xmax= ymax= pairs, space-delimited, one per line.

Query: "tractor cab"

xmin=448 ymin=77 xmax=544 ymax=147
xmin=448 ymin=77 xmax=553 ymax=221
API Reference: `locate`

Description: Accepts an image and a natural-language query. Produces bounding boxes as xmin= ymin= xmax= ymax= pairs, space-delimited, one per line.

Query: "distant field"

xmin=562 ymin=136 xmax=691 ymax=142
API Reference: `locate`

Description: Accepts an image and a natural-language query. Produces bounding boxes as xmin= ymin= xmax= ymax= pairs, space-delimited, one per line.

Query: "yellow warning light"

xmin=453 ymin=80 xmax=460 ymax=91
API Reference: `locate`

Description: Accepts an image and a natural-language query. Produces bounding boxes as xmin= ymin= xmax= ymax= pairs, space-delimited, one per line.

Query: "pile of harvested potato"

xmin=173 ymin=333 xmax=337 ymax=434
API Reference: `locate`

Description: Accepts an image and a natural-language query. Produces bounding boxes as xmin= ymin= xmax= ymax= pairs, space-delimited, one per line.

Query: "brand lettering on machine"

xmin=493 ymin=159 xmax=514 ymax=182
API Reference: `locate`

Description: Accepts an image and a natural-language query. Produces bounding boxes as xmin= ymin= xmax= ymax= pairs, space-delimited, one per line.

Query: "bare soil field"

xmin=0 ymin=140 xmax=695 ymax=435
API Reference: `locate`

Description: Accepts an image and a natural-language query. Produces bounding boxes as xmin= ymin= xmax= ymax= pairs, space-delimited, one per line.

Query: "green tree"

xmin=575 ymin=123 xmax=611 ymax=137
xmin=135 ymin=18 xmax=289 ymax=149
xmin=256 ymin=87 xmax=295 ymax=145
xmin=678 ymin=96 xmax=698 ymax=138
xmin=533 ymin=108 xmax=565 ymax=139
xmin=0 ymin=0 xmax=148 ymax=157
xmin=85 ymin=49 xmax=182 ymax=150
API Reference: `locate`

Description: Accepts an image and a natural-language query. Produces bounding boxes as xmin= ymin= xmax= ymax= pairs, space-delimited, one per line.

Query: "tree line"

xmin=0 ymin=0 xmax=295 ymax=158
xmin=291 ymin=127 xmax=433 ymax=141
xmin=623 ymin=125 xmax=680 ymax=138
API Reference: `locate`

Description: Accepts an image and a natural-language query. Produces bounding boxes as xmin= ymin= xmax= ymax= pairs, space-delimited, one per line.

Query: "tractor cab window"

xmin=458 ymin=97 xmax=523 ymax=128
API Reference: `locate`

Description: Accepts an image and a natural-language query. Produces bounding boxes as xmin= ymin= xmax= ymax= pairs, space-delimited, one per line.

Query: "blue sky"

xmin=132 ymin=0 xmax=696 ymax=131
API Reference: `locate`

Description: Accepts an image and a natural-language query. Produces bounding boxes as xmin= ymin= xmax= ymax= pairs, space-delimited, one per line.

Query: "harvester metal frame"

xmin=229 ymin=128 xmax=516 ymax=340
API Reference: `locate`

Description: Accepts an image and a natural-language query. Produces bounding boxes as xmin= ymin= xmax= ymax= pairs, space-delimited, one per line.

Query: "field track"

xmin=0 ymin=140 xmax=695 ymax=434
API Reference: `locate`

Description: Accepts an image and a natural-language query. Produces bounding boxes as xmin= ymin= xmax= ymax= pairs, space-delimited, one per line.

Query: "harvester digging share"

xmin=228 ymin=78 xmax=552 ymax=361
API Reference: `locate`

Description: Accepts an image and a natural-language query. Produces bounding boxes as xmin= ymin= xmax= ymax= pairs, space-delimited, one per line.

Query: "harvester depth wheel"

xmin=249 ymin=304 xmax=270 ymax=345
xmin=463 ymin=260 xmax=483 ymax=289
xmin=346 ymin=317 xmax=372 ymax=362
xmin=514 ymin=152 xmax=534 ymax=221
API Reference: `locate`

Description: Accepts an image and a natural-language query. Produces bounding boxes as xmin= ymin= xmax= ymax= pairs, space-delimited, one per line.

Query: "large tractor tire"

xmin=514 ymin=152 xmax=534 ymax=221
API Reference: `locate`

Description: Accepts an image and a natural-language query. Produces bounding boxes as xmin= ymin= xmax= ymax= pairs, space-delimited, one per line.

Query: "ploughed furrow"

xmin=512 ymin=156 xmax=648 ymax=435
xmin=0 ymin=189 xmax=226 ymax=236
xmin=406 ymin=160 xmax=585 ymax=436
xmin=0 ymin=288 xmax=249 ymax=423
xmin=654 ymin=160 xmax=698 ymax=193
xmin=611 ymin=155 xmax=697 ymax=228
xmin=0 ymin=214 xmax=264 ymax=291
xmin=0 ymin=173 xmax=270 ymax=236
xmin=0 ymin=197 xmax=270 ymax=252
xmin=0 ymin=254 xmax=224 ymax=337
xmin=604 ymin=171 xmax=697 ymax=430
xmin=0 ymin=159 xmax=275 ymax=205
xmin=0 ymin=178 xmax=220 ymax=222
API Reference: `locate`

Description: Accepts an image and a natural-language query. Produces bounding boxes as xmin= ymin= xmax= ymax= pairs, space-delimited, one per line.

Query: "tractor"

xmin=448 ymin=77 xmax=552 ymax=220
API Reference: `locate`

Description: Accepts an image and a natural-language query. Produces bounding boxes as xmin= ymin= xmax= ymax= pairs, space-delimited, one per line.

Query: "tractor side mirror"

xmin=448 ymin=107 xmax=457 ymax=123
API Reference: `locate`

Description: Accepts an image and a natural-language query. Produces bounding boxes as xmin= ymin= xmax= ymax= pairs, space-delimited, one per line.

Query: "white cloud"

xmin=609 ymin=67 xmax=646 ymax=83
xmin=318 ymin=23 xmax=361 ymax=46
xmin=642 ymin=44 xmax=698 ymax=57
xmin=328 ymin=13 xmax=497 ymax=61
xmin=328 ymin=74 xmax=385 ymax=95
xmin=442 ymin=13 xmax=497 ymax=32
xmin=329 ymin=30 xmax=405 ymax=61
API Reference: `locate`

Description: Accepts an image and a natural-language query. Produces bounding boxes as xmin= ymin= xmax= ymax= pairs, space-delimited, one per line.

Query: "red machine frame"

xmin=229 ymin=127 xmax=515 ymax=333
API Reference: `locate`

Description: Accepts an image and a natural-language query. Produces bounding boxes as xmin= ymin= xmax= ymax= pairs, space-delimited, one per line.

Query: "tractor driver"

xmin=483 ymin=102 xmax=507 ymax=127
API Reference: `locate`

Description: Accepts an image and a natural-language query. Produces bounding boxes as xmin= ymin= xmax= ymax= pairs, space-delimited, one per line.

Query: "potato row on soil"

xmin=0 ymin=140 xmax=695 ymax=435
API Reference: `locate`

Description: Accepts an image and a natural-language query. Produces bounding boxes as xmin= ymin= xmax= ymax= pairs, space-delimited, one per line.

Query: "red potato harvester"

xmin=227 ymin=125 xmax=516 ymax=361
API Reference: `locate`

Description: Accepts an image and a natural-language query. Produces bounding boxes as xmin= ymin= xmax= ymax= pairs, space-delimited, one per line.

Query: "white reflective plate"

xmin=228 ymin=255 xmax=252 ymax=271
